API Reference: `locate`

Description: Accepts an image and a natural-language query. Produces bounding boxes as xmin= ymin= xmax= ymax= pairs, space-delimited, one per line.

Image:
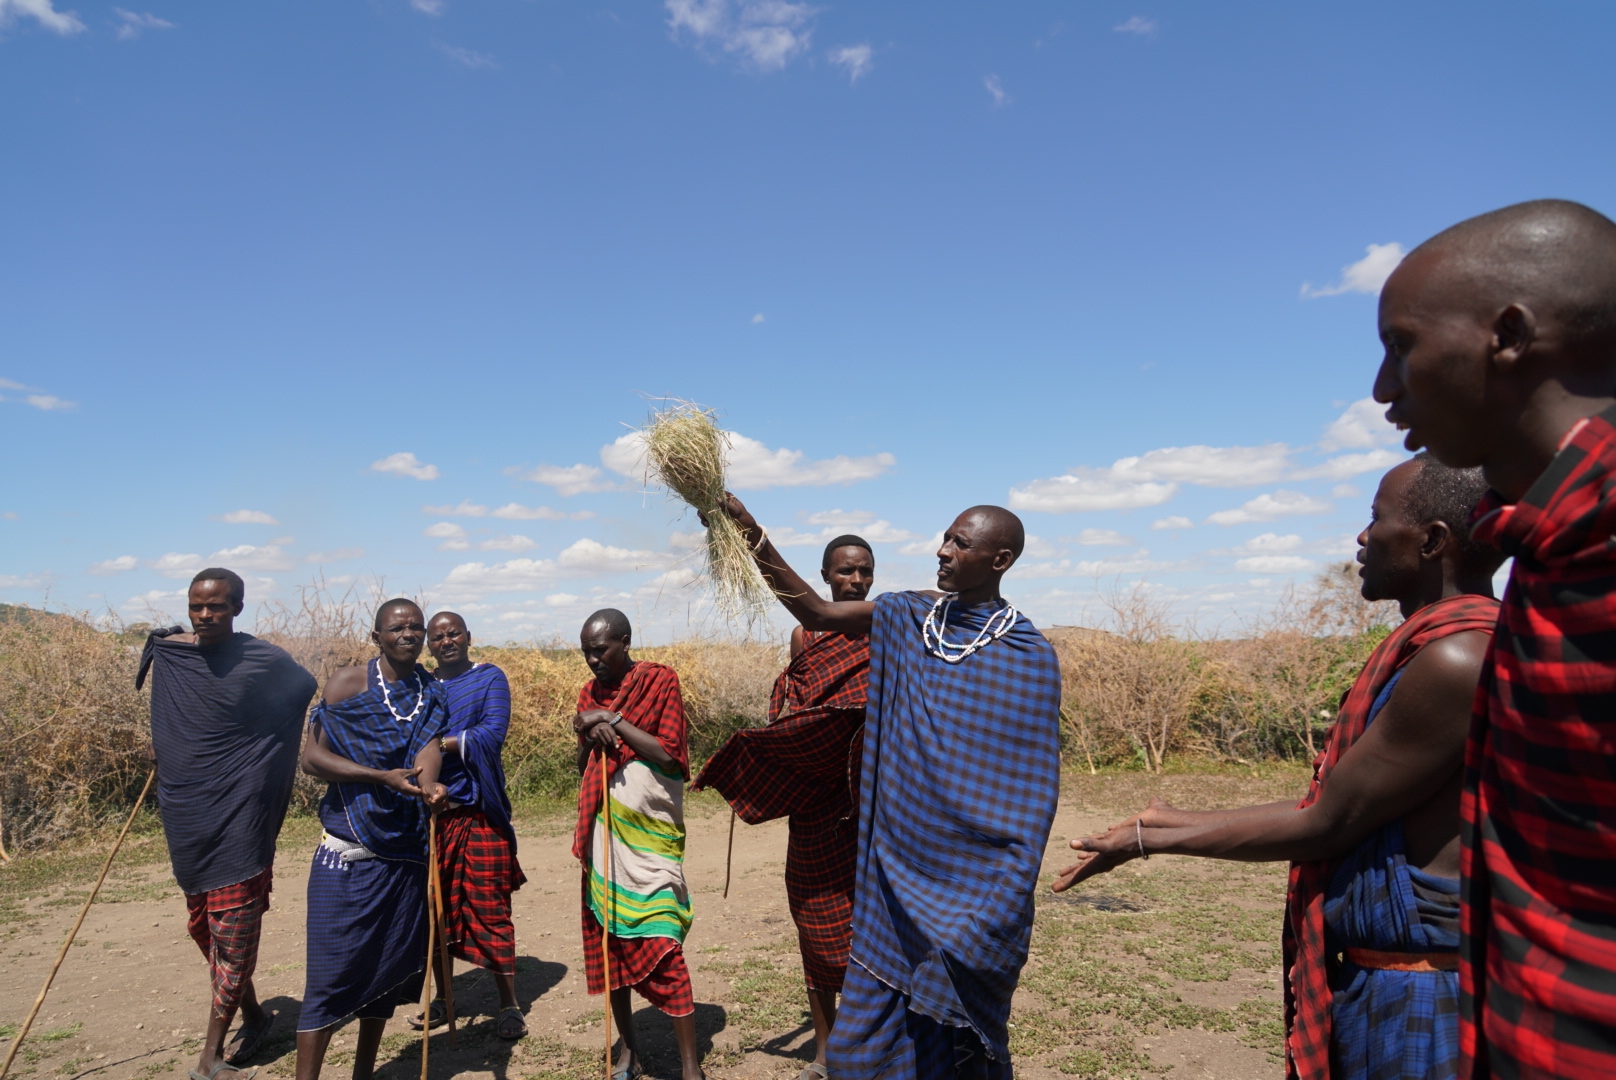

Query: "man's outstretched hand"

xmin=1050 ymin=811 xmax=1150 ymax=893
xmin=698 ymin=493 xmax=761 ymax=546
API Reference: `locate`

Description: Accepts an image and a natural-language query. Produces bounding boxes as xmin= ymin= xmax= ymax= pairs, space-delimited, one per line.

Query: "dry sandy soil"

xmin=1 ymin=767 xmax=1307 ymax=1080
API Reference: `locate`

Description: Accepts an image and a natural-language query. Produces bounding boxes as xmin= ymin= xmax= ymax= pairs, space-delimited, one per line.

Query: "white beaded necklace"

xmin=374 ymin=658 xmax=426 ymax=724
xmin=922 ymin=592 xmax=1019 ymax=663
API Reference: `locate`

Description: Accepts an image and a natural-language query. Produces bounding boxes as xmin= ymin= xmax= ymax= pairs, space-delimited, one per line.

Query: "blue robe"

xmin=298 ymin=659 xmax=449 ymax=1032
xmin=828 ymin=592 xmax=1063 ymax=1080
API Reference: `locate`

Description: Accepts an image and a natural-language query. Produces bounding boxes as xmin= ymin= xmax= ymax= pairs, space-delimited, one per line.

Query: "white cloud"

xmin=441 ymin=557 xmax=559 ymax=595
xmin=1301 ymin=242 xmax=1405 ymax=298
xmin=410 ymin=0 xmax=443 ymax=14
xmin=1317 ymin=534 xmax=1360 ymax=557
xmin=1071 ymin=528 xmax=1134 ymax=547
xmin=545 ymin=592 xmax=581 ymax=607
xmin=436 ymin=42 xmax=497 ymax=69
xmin=1332 ymin=483 xmax=1361 ymax=498
xmin=770 ymin=520 xmax=919 ymax=548
xmin=151 ymin=552 xmax=203 ymax=578
xmin=1013 ymin=550 xmax=1174 ymax=578
xmin=424 ymin=500 xmax=488 ymax=517
xmin=557 ymin=538 xmax=666 ymax=574
xmin=828 ymin=42 xmax=872 ymax=83
xmin=665 ymin=0 xmax=816 ymax=72
xmin=1008 ymin=470 xmax=1176 ymax=513
xmin=983 ymin=74 xmax=1009 ymax=107
xmin=805 ymin=508 xmax=875 ymax=528
xmin=1240 ymin=532 xmax=1303 ymax=553
xmin=1207 ymin=490 xmax=1332 ymax=526
xmin=602 ymin=430 xmax=895 ymax=490
xmin=208 ymin=543 xmax=294 ymax=571
xmin=1113 ymin=15 xmax=1157 ymax=34
xmin=510 ymin=462 xmax=616 ymax=496
xmin=1151 ymin=516 xmax=1193 ymax=531
xmin=220 ymin=509 xmax=278 ymax=525
xmin=88 ymin=555 xmax=138 ymax=575
xmin=113 ymin=8 xmax=173 ymax=40
xmin=121 ymin=587 xmax=187 ymax=616
xmin=1235 ymin=555 xmax=1314 ymax=573
xmin=371 ymin=452 xmax=439 ymax=481
xmin=1023 ymin=535 xmax=1062 ymax=558
xmin=26 ymin=394 xmax=74 ymax=411
xmin=480 ymin=534 xmax=537 ymax=552
xmin=306 ymin=547 xmax=364 ymax=563
xmin=1112 ymin=443 xmax=1291 ymax=487
xmin=1319 ymin=396 xmax=1402 ymax=451
xmin=0 ymin=0 xmax=84 ymax=34
xmin=751 ymin=312 xmax=765 ymax=324
xmin=898 ymin=531 xmax=943 ymax=557
xmin=424 ymin=521 xmax=470 ymax=551
xmin=1296 ymin=449 xmax=1406 ymax=481
xmin=494 ymin=502 xmax=591 ymax=521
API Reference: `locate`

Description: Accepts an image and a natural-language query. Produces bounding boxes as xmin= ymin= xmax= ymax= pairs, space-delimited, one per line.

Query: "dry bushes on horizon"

xmin=0 ymin=565 xmax=1396 ymax=850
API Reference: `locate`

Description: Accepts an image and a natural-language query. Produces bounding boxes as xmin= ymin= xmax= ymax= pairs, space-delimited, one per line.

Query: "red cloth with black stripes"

xmin=185 ymin=864 xmax=274 ymax=1019
xmin=1283 ymin=593 xmax=1502 ymax=1080
xmin=695 ymin=630 xmax=868 ymax=991
xmin=436 ymin=805 xmax=526 ymax=976
xmin=1460 ymin=404 xmax=1616 ymax=1080
xmin=573 ymin=661 xmax=695 ymax=1015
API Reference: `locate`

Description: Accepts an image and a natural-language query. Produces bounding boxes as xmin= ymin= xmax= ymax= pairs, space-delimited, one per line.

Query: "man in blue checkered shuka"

xmin=712 ymin=496 xmax=1063 ymax=1080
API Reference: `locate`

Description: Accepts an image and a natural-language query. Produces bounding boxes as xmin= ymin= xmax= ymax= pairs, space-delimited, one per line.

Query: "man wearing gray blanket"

xmin=138 ymin=567 xmax=317 ymax=1080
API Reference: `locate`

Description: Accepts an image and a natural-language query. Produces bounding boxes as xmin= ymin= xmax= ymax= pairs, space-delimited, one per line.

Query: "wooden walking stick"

xmin=599 ymin=748 xmax=614 ymax=1080
xmin=1 ymin=769 xmax=155 ymax=1080
xmin=722 ymin=809 xmax=736 ymax=899
xmin=427 ymin=812 xmax=456 ymax=1048
xmin=419 ymin=812 xmax=438 ymax=1080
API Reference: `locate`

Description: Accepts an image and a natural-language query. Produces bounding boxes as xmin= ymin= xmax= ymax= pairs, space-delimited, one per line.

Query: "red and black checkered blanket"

xmin=1461 ymin=404 xmax=1616 ymax=1079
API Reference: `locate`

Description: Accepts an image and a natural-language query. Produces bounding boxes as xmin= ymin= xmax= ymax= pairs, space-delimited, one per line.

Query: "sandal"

xmin=798 ymin=1065 xmax=829 ymax=1080
xmin=495 ymin=1006 xmax=527 ymax=1041
xmin=407 ymin=999 xmax=447 ymax=1031
xmin=223 ymin=1012 xmax=273 ymax=1065
xmin=189 ymin=1064 xmax=256 ymax=1080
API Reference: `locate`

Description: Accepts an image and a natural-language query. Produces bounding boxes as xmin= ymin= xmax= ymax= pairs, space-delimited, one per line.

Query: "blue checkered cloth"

xmin=827 ymin=591 xmax=1063 ymax=1076
xmin=437 ymin=663 xmax=517 ymax=848
xmin=312 ymin=658 xmax=449 ymax=862
xmin=299 ymin=849 xmax=428 ymax=1031
xmin=1323 ymin=670 xmax=1461 ymax=1079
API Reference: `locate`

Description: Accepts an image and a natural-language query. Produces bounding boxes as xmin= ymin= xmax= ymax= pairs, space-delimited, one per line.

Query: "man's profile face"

xmin=427 ymin=615 xmax=470 ymax=667
xmin=188 ymin=579 xmax=242 ymax=646
xmin=1356 ymin=462 xmax=1426 ymax=603
xmin=821 ymin=546 xmax=875 ymax=603
xmin=1373 ymin=252 xmax=1498 ymax=469
xmin=580 ymin=625 xmax=631 ymax=684
xmin=935 ymin=512 xmax=1007 ymax=595
xmin=373 ymin=604 xmax=427 ymax=670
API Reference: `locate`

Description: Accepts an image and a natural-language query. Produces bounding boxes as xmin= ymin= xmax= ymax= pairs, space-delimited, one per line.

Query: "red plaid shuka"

xmin=1283 ymin=594 xmax=1502 ymax=1080
xmin=1460 ymin=404 xmax=1616 ymax=1080
xmin=185 ymin=865 xmax=274 ymax=1018
xmin=437 ymin=806 xmax=527 ymax=976
xmin=695 ymin=630 xmax=869 ymax=990
xmin=572 ymin=661 xmax=690 ymax=862
xmin=573 ymin=661 xmax=695 ymax=1015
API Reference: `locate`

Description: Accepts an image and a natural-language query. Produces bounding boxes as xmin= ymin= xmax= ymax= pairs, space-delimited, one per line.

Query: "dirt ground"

xmin=1 ymin=766 xmax=1308 ymax=1080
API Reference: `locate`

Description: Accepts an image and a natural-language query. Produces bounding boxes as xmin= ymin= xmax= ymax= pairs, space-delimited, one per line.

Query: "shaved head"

xmin=429 ymin=610 xmax=467 ymax=632
xmin=960 ymin=505 xmax=1026 ymax=559
xmin=582 ymin=607 xmax=631 ymax=640
xmin=374 ymin=597 xmax=423 ymax=629
xmin=1409 ymin=199 xmax=1616 ymax=359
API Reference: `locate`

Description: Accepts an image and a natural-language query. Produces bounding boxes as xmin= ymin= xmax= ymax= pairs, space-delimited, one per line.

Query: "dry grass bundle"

xmin=639 ymin=400 xmax=774 ymax=621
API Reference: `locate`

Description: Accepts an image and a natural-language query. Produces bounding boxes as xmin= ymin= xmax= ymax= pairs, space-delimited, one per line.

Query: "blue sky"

xmin=3 ymin=1 xmax=1613 ymax=642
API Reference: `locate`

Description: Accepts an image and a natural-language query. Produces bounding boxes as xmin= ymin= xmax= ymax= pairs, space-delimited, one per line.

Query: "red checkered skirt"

xmin=185 ymin=865 xmax=273 ymax=1018
xmin=787 ymin=800 xmax=856 ymax=991
xmin=579 ymin=872 xmax=694 ymax=1017
xmin=437 ymin=807 xmax=527 ymax=976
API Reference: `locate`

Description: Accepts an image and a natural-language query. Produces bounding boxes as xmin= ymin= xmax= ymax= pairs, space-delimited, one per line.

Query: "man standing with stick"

xmin=573 ymin=609 xmax=705 ymax=1080
xmin=137 ymin=568 xmax=318 ymax=1080
xmin=714 ymin=497 xmax=1062 ymax=1080
xmin=294 ymin=598 xmax=448 ymax=1080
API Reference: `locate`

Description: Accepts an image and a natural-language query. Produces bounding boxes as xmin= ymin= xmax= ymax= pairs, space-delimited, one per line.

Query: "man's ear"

xmin=821 ymin=567 xmax=833 ymax=585
xmin=993 ymin=549 xmax=1017 ymax=573
xmin=1491 ymin=303 xmax=1538 ymax=375
xmin=232 ymin=601 xmax=245 ymax=617
xmin=1420 ymin=520 xmax=1453 ymax=561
